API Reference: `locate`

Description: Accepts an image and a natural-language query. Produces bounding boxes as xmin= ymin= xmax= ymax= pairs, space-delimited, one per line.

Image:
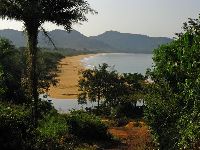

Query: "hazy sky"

xmin=0 ymin=0 xmax=200 ymax=38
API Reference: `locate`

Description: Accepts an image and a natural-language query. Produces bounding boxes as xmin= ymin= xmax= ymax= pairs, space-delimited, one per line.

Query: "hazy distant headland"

xmin=0 ymin=29 xmax=172 ymax=54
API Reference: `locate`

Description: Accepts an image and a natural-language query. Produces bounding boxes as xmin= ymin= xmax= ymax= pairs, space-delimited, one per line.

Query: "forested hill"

xmin=90 ymin=31 xmax=172 ymax=53
xmin=0 ymin=29 xmax=172 ymax=53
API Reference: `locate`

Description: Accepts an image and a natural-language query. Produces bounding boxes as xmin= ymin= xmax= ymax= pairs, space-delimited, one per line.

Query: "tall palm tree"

xmin=0 ymin=0 xmax=95 ymax=125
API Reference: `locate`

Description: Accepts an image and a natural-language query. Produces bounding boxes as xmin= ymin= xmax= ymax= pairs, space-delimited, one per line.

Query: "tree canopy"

xmin=145 ymin=16 xmax=200 ymax=149
xmin=0 ymin=38 xmax=65 ymax=104
xmin=78 ymin=63 xmax=146 ymax=116
xmin=0 ymin=38 xmax=26 ymax=103
xmin=78 ymin=63 xmax=118 ymax=112
xmin=0 ymin=0 xmax=95 ymax=30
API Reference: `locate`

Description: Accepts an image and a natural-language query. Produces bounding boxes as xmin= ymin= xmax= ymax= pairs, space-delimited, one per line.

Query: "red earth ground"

xmin=108 ymin=121 xmax=154 ymax=150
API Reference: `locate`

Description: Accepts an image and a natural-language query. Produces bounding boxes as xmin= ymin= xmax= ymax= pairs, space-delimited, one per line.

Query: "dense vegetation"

xmin=0 ymin=38 xmax=64 ymax=103
xmin=145 ymin=16 xmax=200 ymax=149
xmin=0 ymin=38 xmax=113 ymax=149
xmin=0 ymin=102 xmax=33 ymax=149
xmin=41 ymin=47 xmax=97 ymax=57
xmin=78 ymin=63 xmax=146 ymax=118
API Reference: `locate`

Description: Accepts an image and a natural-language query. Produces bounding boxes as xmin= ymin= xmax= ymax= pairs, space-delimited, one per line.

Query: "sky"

xmin=0 ymin=0 xmax=200 ymax=38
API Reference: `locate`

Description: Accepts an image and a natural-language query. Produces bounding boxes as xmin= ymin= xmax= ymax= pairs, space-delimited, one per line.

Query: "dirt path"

xmin=108 ymin=121 xmax=154 ymax=150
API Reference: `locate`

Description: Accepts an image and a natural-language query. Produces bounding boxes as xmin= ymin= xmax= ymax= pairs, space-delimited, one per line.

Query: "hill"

xmin=90 ymin=31 xmax=172 ymax=53
xmin=0 ymin=29 xmax=172 ymax=53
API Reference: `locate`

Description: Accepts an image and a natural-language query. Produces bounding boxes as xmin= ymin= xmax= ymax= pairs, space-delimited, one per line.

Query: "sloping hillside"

xmin=0 ymin=29 xmax=172 ymax=53
xmin=90 ymin=31 xmax=172 ymax=53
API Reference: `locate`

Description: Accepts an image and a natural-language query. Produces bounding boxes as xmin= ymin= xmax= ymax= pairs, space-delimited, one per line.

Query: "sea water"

xmin=49 ymin=53 xmax=153 ymax=112
xmin=81 ymin=53 xmax=153 ymax=74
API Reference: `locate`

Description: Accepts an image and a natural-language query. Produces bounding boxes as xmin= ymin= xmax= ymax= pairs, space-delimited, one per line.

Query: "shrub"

xmin=0 ymin=102 xmax=33 ymax=150
xmin=66 ymin=110 xmax=110 ymax=141
xmin=145 ymin=16 xmax=200 ymax=149
xmin=115 ymin=117 xmax=129 ymax=127
xmin=112 ymin=102 xmax=144 ymax=119
xmin=37 ymin=100 xmax=56 ymax=119
xmin=177 ymin=112 xmax=200 ymax=149
xmin=36 ymin=113 xmax=69 ymax=150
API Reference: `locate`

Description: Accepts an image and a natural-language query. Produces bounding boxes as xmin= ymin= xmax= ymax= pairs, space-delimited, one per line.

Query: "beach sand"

xmin=48 ymin=54 xmax=95 ymax=99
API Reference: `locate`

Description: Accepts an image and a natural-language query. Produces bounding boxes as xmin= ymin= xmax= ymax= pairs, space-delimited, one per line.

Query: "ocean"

xmin=81 ymin=53 xmax=153 ymax=74
xmin=50 ymin=53 xmax=153 ymax=112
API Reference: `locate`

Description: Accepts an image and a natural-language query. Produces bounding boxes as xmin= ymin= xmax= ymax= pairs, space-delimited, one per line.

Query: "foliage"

xmin=42 ymin=48 xmax=97 ymax=57
xmin=78 ymin=63 xmax=126 ymax=114
xmin=37 ymin=51 xmax=64 ymax=93
xmin=20 ymin=48 xmax=65 ymax=96
xmin=0 ymin=102 xmax=34 ymax=150
xmin=121 ymin=73 xmax=146 ymax=106
xmin=145 ymin=16 xmax=200 ymax=149
xmin=0 ymin=38 xmax=27 ymax=103
xmin=38 ymin=113 xmax=68 ymax=139
xmin=0 ymin=39 xmax=64 ymax=105
xmin=37 ymin=100 xmax=56 ymax=119
xmin=35 ymin=113 xmax=71 ymax=150
xmin=0 ymin=0 xmax=96 ymax=28
xmin=114 ymin=117 xmax=129 ymax=127
xmin=0 ymin=65 xmax=5 ymax=96
xmin=66 ymin=110 xmax=110 ymax=141
xmin=114 ymin=102 xmax=144 ymax=119
xmin=79 ymin=65 xmax=146 ymax=117
xmin=78 ymin=63 xmax=113 ymax=106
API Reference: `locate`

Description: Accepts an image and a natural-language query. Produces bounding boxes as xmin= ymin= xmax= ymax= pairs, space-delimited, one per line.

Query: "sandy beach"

xmin=48 ymin=54 xmax=95 ymax=99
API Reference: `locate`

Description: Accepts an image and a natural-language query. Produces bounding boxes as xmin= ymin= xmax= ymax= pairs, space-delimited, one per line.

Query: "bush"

xmin=115 ymin=117 xmax=129 ymax=127
xmin=36 ymin=113 xmax=70 ymax=150
xmin=0 ymin=102 xmax=72 ymax=150
xmin=177 ymin=112 xmax=200 ymax=149
xmin=0 ymin=102 xmax=33 ymax=150
xmin=145 ymin=16 xmax=200 ymax=149
xmin=86 ymin=106 xmax=111 ymax=117
xmin=66 ymin=110 xmax=110 ymax=141
xmin=112 ymin=102 xmax=144 ymax=119
xmin=37 ymin=100 xmax=56 ymax=119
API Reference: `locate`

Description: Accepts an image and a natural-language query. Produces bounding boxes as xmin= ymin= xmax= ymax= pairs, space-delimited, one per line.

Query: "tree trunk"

xmin=97 ymin=92 xmax=100 ymax=115
xmin=134 ymin=101 xmax=137 ymax=107
xmin=26 ymin=23 xmax=39 ymax=127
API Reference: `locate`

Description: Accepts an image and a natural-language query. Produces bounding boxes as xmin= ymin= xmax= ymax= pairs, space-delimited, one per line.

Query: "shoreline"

xmin=48 ymin=54 xmax=96 ymax=99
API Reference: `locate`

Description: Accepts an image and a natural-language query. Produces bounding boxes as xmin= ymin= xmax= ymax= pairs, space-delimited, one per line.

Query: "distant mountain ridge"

xmin=90 ymin=31 xmax=172 ymax=53
xmin=0 ymin=29 xmax=172 ymax=53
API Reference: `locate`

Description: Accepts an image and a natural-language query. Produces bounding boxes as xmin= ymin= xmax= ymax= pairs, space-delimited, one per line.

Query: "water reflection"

xmin=40 ymin=95 xmax=143 ymax=113
xmin=40 ymin=94 xmax=97 ymax=113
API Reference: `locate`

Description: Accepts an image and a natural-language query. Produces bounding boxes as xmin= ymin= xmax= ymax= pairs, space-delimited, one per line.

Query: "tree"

xmin=78 ymin=63 xmax=128 ymax=115
xmin=78 ymin=64 xmax=148 ymax=116
xmin=103 ymin=71 xmax=126 ymax=109
xmin=37 ymin=51 xmax=64 ymax=93
xmin=0 ymin=38 xmax=63 ymax=104
xmin=0 ymin=65 xmax=5 ymax=97
xmin=111 ymin=73 xmax=146 ymax=118
xmin=121 ymin=73 xmax=146 ymax=107
xmin=78 ymin=63 xmax=111 ymax=114
xmin=21 ymin=49 xmax=65 ymax=97
xmin=145 ymin=16 xmax=200 ymax=149
xmin=0 ymin=38 xmax=26 ymax=103
xmin=0 ymin=0 xmax=95 ymax=125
